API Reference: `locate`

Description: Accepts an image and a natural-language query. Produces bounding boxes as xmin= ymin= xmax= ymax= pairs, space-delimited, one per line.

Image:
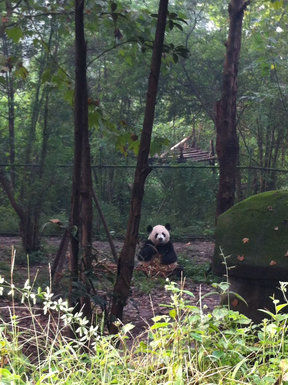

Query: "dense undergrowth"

xmin=1 ymin=272 xmax=288 ymax=385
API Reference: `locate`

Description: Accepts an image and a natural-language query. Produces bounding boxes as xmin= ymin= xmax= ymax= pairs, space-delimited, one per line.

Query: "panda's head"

xmin=147 ymin=223 xmax=171 ymax=246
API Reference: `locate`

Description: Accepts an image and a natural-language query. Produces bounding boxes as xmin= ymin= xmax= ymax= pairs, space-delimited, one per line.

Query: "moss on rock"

xmin=213 ymin=190 xmax=288 ymax=280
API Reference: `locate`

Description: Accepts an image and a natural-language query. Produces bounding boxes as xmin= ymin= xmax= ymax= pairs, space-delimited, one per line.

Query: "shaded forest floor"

xmin=0 ymin=237 xmax=219 ymax=338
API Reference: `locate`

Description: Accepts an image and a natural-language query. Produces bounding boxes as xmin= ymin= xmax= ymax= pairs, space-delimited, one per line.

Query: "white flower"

xmin=55 ymin=298 xmax=72 ymax=313
xmin=23 ymin=279 xmax=31 ymax=291
xmin=30 ymin=293 xmax=37 ymax=305
xmin=0 ymin=276 xmax=4 ymax=296
xmin=76 ymin=325 xmax=86 ymax=337
xmin=78 ymin=317 xmax=89 ymax=327
xmin=61 ymin=313 xmax=73 ymax=326
xmin=8 ymin=284 xmax=15 ymax=296
xmin=21 ymin=293 xmax=27 ymax=304
xmin=43 ymin=286 xmax=54 ymax=301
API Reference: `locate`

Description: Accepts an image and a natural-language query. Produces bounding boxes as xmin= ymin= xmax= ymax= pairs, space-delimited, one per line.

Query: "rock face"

xmin=213 ymin=190 xmax=288 ymax=322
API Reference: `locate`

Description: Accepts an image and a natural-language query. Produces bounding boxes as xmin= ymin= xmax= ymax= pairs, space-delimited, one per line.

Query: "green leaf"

xmin=190 ymin=332 xmax=203 ymax=342
xmin=175 ymin=45 xmax=190 ymax=58
xmin=122 ymin=323 xmax=135 ymax=333
xmin=129 ymin=139 xmax=140 ymax=156
xmin=169 ymin=12 xmax=178 ymax=19
xmin=14 ymin=65 xmax=29 ymax=79
xmin=41 ymin=69 xmax=51 ymax=83
xmin=150 ymin=322 xmax=169 ymax=330
xmin=0 ymin=76 xmax=6 ymax=85
xmin=63 ymin=88 xmax=74 ymax=105
xmin=212 ymin=307 xmax=229 ymax=320
xmin=229 ymin=291 xmax=248 ymax=306
xmin=270 ymin=0 xmax=284 ymax=9
xmin=89 ymin=110 xmax=101 ymax=129
xmin=33 ymin=38 xmax=41 ymax=48
xmin=6 ymin=26 xmax=23 ymax=43
xmin=51 ymin=69 xmax=69 ymax=87
xmin=169 ymin=308 xmax=177 ymax=319
xmin=276 ymin=303 xmax=288 ymax=313
xmin=150 ymin=136 xmax=170 ymax=156
xmin=176 ymin=17 xmax=188 ymax=25
xmin=173 ymin=23 xmax=183 ymax=31
xmin=173 ymin=53 xmax=179 ymax=63
xmin=212 ymin=350 xmax=225 ymax=359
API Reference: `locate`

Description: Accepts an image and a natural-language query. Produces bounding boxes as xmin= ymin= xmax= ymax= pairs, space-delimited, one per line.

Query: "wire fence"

xmin=0 ymin=163 xmax=287 ymax=239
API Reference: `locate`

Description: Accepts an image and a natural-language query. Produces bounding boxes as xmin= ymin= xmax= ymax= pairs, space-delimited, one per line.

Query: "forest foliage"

xmin=0 ymin=0 xmax=287 ymax=241
xmin=2 ymin=276 xmax=288 ymax=384
xmin=1 ymin=0 xmax=288 ymax=382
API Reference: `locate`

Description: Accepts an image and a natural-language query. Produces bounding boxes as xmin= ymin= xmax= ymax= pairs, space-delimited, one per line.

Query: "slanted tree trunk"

xmin=69 ymin=0 xmax=93 ymax=320
xmin=109 ymin=0 xmax=169 ymax=333
xmin=91 ymin=187 xmax=118 ymax=263
xmin=215 ymin=0 xmax=250 ymax=217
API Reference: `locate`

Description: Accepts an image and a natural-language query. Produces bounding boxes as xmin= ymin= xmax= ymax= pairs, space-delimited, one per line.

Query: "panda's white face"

xmin=148 ymin=225 xmax=170 ymax=246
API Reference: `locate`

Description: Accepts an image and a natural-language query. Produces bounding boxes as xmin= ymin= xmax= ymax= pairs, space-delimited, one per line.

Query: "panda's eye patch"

xmin=155 ymin=233 xmax=158 ymax=238
xmin=162 ymin=232 xmax=166 ymax=237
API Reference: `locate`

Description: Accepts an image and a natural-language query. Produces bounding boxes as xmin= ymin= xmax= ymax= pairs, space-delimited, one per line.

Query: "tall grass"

xmin=1 ymin=271 xmax=288 ymax=384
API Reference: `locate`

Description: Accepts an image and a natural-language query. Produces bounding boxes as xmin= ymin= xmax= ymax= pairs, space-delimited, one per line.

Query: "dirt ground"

xmin=123 ymin=241 xmax=218 ymax=335
xmin=0 ymin=237 xmax=219 ymax=337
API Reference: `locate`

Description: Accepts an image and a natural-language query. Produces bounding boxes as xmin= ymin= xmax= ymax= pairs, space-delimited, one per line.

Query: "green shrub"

xmin=0 ymin=205 xmax=19 ymax=234
xmin=1 ymin=276 xmax=288 ymax=384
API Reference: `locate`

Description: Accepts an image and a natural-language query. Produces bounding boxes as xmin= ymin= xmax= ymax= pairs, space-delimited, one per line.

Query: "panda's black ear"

xmin=147 ymin=225 xmax=153 ymax=233
xmin=165 ymin=223 xmax=171 ymax=231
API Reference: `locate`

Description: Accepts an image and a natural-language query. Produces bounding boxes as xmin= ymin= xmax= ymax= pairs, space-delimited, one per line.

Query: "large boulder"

xmin=213 ymin=190 xmax=288 ymax=322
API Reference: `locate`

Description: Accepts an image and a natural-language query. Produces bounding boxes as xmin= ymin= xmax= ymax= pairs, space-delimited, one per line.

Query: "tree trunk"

xmin=51 ymin=228 xmax=70 ymax=283
xmin=0 ymin=170 xmax=39 ymax=253
xmin=109 ymin=0 xmax=169 ymax=332
xmin=215 ymin=0 xmax=250 ymax=218
xmin=69 ymin=0 xmax=93 ymax=320
xmin=19 ymin=214 xmax=40 ymax=254
xmin=91 ymin=187 xmax=118 ymax=263
xmin=2 ymin=4 xmax=15 ymax=186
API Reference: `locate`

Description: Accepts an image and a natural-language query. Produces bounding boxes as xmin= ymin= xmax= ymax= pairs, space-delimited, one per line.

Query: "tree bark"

xmin=51 ymin=228 xmax=70 ymax=283
xmin=2 ymin=2 xmax=15 ymax=186
xmin=69 ymin=0 xmax=93 ymax=320
xmin=0 ymin=170 xmax=39 ymax=253
xmin=91 ymin=187 xmax=118 ymax=263
xmin=109 ymin=0 xmax=169 ymax=332
xmin=215 ymin=0 xmax=250 ymax=218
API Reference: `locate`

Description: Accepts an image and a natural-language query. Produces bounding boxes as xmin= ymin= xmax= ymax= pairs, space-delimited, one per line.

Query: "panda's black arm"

xmin=138 ymin=240 xmax=158 ymax=261
xmin=158 ymin=242 xmax=177 ymax=265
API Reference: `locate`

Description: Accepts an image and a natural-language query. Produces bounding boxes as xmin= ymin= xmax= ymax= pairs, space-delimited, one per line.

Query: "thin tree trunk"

xmin=215 ymin=0 xmax=250 ymax=218
xmin=69 ymin=0 xmax=93 ymax=320
xmin=26 ymin=91 xmax=51 ymax=254
xmin=109 ymin=0 xmax=169 ymax=333
xmin=51 ymin=228 xmax=70 ymax=282
xmin=0 ymin=170 xmax=37 ymax=253
xmin=1 ymin=5 xmax=56 ymax=254
xmin=0 ymin=170 xmax=26 ymax=224
xmin=91 ymin=187 xmax=118 ymax=263
xmin=2 ymin=14 xmax=15 ymax=185
xmin=268 ymin=131 xmax=282 ymax=190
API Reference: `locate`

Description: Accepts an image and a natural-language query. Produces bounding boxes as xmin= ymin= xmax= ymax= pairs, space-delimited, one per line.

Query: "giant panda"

xmin=138 ymin=223 xmax=177 ymax=265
